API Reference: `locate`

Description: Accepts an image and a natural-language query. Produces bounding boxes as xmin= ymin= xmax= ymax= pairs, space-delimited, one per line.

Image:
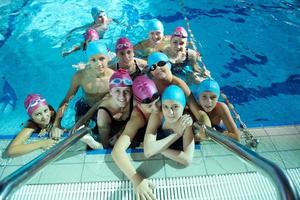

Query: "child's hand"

xmin=42 ymin=139 xmax=57 ymax=150
xmin=173 ymin=114 xmax=193 ymax=137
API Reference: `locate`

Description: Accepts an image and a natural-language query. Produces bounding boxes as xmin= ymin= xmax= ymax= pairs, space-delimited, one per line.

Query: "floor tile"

xmin=132 ymin=159 xmax=166 ymax=179
xmin=53 ymin=151 xmax=85 ymax=164
xmin=129 ymin=152 xmax=163 ymax=161
xmin=278 ymin=150 xmax=300 ymax=168
xmin=81 ymin=162 xmax=124 ymax=182
xmin=0 ymin=140 xmax=11 ymax=150
xmin=265 ymin=126 xmax=299 ymax=136
xmin=165 ymin=157 xmax=206 ymax=177
xmin=39 ymin=163 xmax=83 ymax=184
xmin=85 ymin=153 xmax=114 ymax=163
xmin=294 ymin=125 xmax=300 ymax=133
xmin=246 ymin=152 xmax=286 ymax=172
xmin=201 ymin=143 xmax=233 ymax=157
xmin=204 ymin=155 xmax=248 ymax=175
xmin=271 ymin=135 xmax=300 ymax=151
xmin=254 ymin=136 xmax=276 ymax=153
xmin=6 ymin=150 xmax=44 ymax=166
xmin=0 ymin=165 xmax=41 ymax=184
xmin=248 ymin=128 xmax=268 ymax=137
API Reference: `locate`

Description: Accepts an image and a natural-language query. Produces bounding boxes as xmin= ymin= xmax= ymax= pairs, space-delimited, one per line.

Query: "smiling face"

xmin=89 ymin=54 xmax=108 ymax=72
xmin=162 ymin=100 xmax=184 ymax=123
xmin=117 ymin=49 xmax=134 ymax=64
xmin=149 ymin=31 xmax=163 ymax=43
xmin=150 ymin=61 xmax=171 ymax=80
xmin=199 ymin=91 xmax=218 ymax=112
xmin=139 ymin=97 xmax=161 ymax=114
xmin=31 ymin=105 xmax=51 ymax=126
xmin=170 ymin=36 xmax=187 ymax=53
xmin=110 ymin=87 xmax=132 ymax=108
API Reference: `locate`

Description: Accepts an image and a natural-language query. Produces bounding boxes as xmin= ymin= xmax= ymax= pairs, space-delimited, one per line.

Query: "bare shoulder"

xmin=106 ymin=67 xmax=115 ymax=76
xmin=216 ymin=102 xmax=230 ymax=115
xmin=128 ymin=109 xmax=146 ymax=127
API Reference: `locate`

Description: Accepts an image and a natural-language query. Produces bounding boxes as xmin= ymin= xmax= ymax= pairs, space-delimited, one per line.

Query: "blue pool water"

xmin=0 ymin=0 xmax=299 ymax=136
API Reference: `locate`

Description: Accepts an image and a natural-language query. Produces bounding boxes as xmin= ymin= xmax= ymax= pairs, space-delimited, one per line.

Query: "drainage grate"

xmin=10 ymin=169 xmax=300 ymax=200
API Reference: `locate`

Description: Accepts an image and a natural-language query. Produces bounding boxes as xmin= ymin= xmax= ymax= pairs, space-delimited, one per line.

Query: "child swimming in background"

xmin=192 ymin=78 xmax=240 ymax=141
xmin=134 ymin=19 xmax=170 ymax=59
xmin=61 ymin=7 xmax=116 ymax=57
xmin=144 ymin=85 xmax=194 ymax=165
xmin=62 ymin=28 xmax=99 ymax=57
xmin=6 ymin=94 xmax=62 ymax=157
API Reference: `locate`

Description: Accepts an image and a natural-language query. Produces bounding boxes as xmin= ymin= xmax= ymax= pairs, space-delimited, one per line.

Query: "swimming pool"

xmin=0 ymin=0 xmax=299 ymax=136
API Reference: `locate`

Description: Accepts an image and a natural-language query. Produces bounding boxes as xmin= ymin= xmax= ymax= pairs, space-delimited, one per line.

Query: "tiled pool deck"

xmin=0 ymin=125 xmax=300 ymax=185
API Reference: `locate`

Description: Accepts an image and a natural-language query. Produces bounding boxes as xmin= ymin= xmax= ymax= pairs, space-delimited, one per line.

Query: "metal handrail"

xmin=205 ymin=127 xmax=299 ymax=200
xmin=0 ymin=126 xmax=91 ymax=200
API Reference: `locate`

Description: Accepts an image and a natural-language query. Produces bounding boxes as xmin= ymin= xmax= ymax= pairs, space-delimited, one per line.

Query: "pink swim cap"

xmin=171 ymin=26 xmax=188 ymax=39
xmin=132 ymin=75 xmax=159 ymax=104
xmin=115 ymin=37 xmax=133 ymax=53
xmin=109 ymin=69 xmax=133 ymax=90
xmin=85 ymin=28 xmax=99 ymax=41
xmin=24 ymin=94 xmax=48 ymax=116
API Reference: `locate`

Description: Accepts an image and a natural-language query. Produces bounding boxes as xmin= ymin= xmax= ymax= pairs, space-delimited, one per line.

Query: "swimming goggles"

xmin=110 ymin=78 xmax=133 ymax=86
xmin=141 ymin=92 xmax=160 ymax=104
xmin=116 ymin=42 xmax=132 ymax=50
xmin=26 ymin=97 xmax=46 ymax=111
xmin=173 ymin=31 xmax=187 ymax=38
xmin=150 ymin=61 xmax=169 ymax=71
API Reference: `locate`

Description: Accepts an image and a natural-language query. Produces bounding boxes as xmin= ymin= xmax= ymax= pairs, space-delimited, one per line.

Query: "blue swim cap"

xmin=191 ymin=78 xmax=220 ymax=103
xmin=147 ymin=52 xmax=171 ymax=70
xmin=162 ymin=85 xmax=186 ymax=107
xmin=86 ymin=40 xmax=108 ymax=59
xmin=91 ymin=7 xmax=105 ymax=20
xmin=148 ymin=19 xmax=164 ymax=33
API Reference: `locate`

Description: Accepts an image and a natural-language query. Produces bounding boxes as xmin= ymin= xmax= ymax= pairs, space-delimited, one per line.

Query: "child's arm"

xmin=7 ymin=128 xmax=56 ymax=157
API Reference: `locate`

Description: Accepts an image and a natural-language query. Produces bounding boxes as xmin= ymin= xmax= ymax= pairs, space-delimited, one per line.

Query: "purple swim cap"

xmin=24 ymin=94 xmax=48 ymax=117
xmin=85 ymin=28 xmax=99 ymax=41
xmin=115 ymin=37 xmax=133 ymax=53
xmin=132 ymin=75 xmax=159 ymax=104
xmin=109 ymin=69 xmax=133 ymax=90
xmin=171 ymin=26 xmax=188 ymax=39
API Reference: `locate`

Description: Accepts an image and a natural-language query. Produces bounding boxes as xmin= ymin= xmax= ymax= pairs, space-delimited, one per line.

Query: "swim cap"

xmin=115 ymin=37 xmax=133 ymax=53
xmin=91 ymin=7 xmax=106 ymax=21
xmin=109 ymin=69 xmax=133 ymax=90
xmin=148 ymin=19 xmax=164 ymax=33
xmin=147 ymin=52 xmax=171 ymax=70
xmin=171 ymin=26 xmax=188 ymax=39
xmin=24 ymin=94 xmax=48 ymax=117
xmin=132 ymin=75 xmax=158 ymax=103
xmin=86 ymin=40 xmax=108 ymax=59
xmin=162 ymin=85 xmax=186 ymax=107
xmin=85 ymin=28 xmax=99 ymax=41
xmin=191 ymin=78 xmax=220 ymax=103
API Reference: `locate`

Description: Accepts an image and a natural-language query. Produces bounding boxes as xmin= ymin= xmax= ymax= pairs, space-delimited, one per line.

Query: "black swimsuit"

xmin=97 ymin=99 xmax=133 ymax=138
xmin=170 ymin=48 xmax=189 ymax=75
xmin=156 ymin=118 xmax=184 ymax=151
xmin=117 ymin=59 xmax=143 ymax=80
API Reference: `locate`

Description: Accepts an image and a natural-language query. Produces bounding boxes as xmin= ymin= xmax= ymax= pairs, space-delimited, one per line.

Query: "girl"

xmin=112 ymin=75 xmax=160 ymax=200
xmin=96 ymin=69 xmax=133 ymax=148
xmin=110 ymin=37 xmax=147 ymax=80
xmin=7 ymin=94 xmax=61 ymax=157
xmin=144 ymin=85 xmax=194 ymax=165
